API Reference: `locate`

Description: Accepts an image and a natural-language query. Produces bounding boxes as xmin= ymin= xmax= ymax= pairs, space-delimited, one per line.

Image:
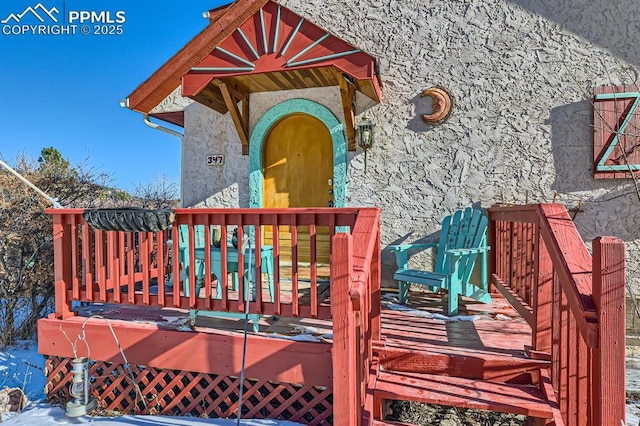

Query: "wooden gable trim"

xmin=127 ymin=0 xmax=381 ymax=157
xmin=205 ymin=3 xmax=233 ymax=23
xmin=218 ymin=82 xmax=250 ymax=154
xmin=127 ymin=0 xmax=268 ymax=114
xmin=338 ymin=73 xmax=357 ymax=151
xmin=181 ymin=1 xmax=382 ymax=103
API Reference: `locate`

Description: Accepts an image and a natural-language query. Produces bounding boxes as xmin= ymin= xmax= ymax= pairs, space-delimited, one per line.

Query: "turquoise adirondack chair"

xmin=177 ymin=225 xmax=274 ymax=332
xmin=390 ymin=207 xmax=491 ymax=315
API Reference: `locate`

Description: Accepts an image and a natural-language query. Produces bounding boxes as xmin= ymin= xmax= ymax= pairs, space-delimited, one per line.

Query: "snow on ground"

xmin=626 ymin=359 xmax=640 ymax=426
xmin=0 ymin=341 xmax=46 ymax=402
xmin=2 ymin=405 xmax=299 ymax=425
xmin=628 ymin=405 xmax=640 ymax=426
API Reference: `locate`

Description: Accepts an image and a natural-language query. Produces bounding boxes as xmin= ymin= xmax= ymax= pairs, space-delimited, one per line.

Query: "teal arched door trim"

xmin=249 ymin=99 xmax=347 ymax=208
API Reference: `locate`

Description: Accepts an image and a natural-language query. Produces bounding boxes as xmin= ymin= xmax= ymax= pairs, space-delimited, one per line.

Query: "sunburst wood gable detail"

xmin=181 ymin=1 xmax=381 ymax=153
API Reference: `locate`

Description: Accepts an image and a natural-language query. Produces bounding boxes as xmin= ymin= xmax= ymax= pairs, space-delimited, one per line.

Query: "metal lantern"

xmin=66 ymin=357 xmax=97 ymax=417
xmin=356 ymin=115 xmax=375 ymax=172
xmin=357 ymin=115 xmax=374 ymax=150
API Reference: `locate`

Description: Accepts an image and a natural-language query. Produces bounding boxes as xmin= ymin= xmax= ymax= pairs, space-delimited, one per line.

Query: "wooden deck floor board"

xmin=379 ymin=289 xmax=532 ymax=359
xmin=61 ymin=288 xmax=543 ymax=420
xmin=75 ymin=288 xmax=532 ymax=361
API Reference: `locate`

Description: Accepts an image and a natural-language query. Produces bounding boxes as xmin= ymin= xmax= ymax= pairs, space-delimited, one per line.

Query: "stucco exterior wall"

xmin=181 ymin=0 xmax=640 ymax=290
xmin=182 ymin=101 xmax=247 ymax=208
xmin=149 ymin=86 xmax=193 ymax=114
xmin=274 ymin=0 xmax=640 ymax=288
xmin=248 ymin=87 xmax=343 ymax=133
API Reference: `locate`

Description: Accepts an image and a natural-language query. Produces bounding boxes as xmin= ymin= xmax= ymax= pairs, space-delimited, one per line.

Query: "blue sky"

xmin=0 ymin=0 xmax=227 ymax=192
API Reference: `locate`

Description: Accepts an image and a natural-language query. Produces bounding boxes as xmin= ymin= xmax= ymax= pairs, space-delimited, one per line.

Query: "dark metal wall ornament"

xmin=420 ymin=86 xmax=453 ymax=125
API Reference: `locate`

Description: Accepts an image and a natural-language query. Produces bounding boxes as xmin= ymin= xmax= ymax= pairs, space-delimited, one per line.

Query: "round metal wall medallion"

xmin=421 ymin=87 xmax=453 ymax=125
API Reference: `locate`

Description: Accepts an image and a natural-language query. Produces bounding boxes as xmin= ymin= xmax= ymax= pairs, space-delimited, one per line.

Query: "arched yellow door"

xmin=262 ymin=113 xmax=332 ymax=263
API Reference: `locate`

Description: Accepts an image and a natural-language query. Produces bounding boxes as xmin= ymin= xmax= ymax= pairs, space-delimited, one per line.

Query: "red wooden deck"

xmin=380 ymin=291 xmax=531 ymax=355
xmin=45 ymin=286 xmax=529 ymax=348
xmin=39 ymin=289 xmax=536 ymax=412
xmin=39 ymin=205 xmax=627 ymax=425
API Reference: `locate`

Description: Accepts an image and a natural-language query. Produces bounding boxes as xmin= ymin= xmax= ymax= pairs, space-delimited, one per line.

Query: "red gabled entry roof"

xmin=127 ymin=0 xmax=268 ymax=115
xmin=127 ymin=0 xmax=381 ymax=118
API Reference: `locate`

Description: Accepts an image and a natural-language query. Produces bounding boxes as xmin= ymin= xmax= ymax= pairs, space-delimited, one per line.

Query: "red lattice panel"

xmin=44 ymin=356 xmax=333 ymax=424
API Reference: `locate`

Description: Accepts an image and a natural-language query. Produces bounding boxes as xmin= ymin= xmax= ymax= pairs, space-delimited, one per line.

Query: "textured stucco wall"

xmin=149 ymin=86 xmax=193 ymax=114
xmin=182 ymin=101 xmax=247 ymax=208
xmin=248 ymin=87 xmax=343 ymax=132
xmin=181 ymin=0 xmax=640 ymax=290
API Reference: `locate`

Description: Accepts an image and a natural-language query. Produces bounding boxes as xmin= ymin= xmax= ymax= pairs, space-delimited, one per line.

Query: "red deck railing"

xmin=330 ymin=208 xmax=382 ymax=424
xmin=48 ymin=208 xmax=369 ymax=320
xmin=489 ymin=204 xmax=626 ymax=426
xmin=48 ymin=204 xmax=624 ymax=425
xmin=48 ymin=207 xmax=383 ymax=425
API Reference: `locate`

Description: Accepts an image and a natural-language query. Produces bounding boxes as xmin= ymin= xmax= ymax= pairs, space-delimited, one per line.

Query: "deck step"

xmin=377 ymin=346 xmax=549 ymax=384
xmin=372 ymin=420 xmax=417 ymax=426
xmin=374 ymin=370 xmax=554 ymax=419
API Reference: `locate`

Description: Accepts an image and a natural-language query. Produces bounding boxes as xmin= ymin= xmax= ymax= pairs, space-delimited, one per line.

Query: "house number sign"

xmin=207 ymin=155 xmax=225 ymax=166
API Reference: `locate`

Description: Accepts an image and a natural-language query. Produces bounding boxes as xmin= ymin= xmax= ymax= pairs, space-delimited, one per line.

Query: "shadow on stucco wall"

xmin=510 ymin=0 xmax=640 ymax=69
xmin=548 ymin=99 xmax=640 ymax=292
xmin=574 ymin=185 xmax=640 ymax=241
xmin=548 ymin=100 xmax=612 ymax=194
xmin=406 ymin=93 xmax=437 ymax=133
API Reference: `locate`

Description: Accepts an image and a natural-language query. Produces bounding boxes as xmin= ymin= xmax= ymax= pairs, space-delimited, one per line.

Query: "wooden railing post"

xmin=52 ymin=214 xmax=73 ymax=319
xmin=331 ymin=233 xmax=358 ymax=426
xmin=371 ymin=229 xmax=382 ymax=341
xmin=533 ymin=222 xmax=553 ymax=353
xmin=488 ymin=213 xmax=497 ymax=293
xmin=592 ymin=237 xmax=626 ymax=426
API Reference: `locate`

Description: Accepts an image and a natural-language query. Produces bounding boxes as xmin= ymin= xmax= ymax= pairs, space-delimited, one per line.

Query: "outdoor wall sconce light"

xmin=357 ymin=114 xmax=375 ymax=172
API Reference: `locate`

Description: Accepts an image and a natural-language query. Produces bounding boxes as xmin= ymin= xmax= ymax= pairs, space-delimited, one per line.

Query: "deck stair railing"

xmin=489 ymin=204 xmax=626 ymax=426
xmin=330 ymin=208 xmax=382 ymax=424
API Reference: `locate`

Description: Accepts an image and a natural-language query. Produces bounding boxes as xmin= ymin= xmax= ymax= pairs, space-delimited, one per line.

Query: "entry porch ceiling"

xmin=185 ymin=66 xmax=378 ymax=114
xmin=182 ymin=0 xmax=382 ymax=114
